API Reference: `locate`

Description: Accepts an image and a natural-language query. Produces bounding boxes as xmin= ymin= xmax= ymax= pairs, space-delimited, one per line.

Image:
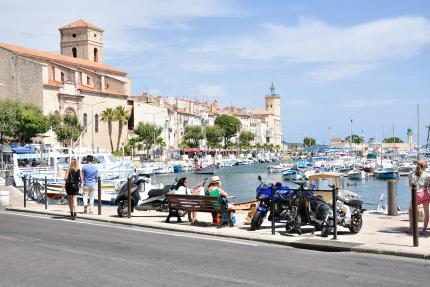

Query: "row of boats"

xmin=268 ymin=155 xmax=427 ymax=181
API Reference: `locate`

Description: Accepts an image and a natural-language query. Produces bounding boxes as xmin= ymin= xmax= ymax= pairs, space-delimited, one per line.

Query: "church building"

xmin=0 ymin=20 xmax=131 ymax=151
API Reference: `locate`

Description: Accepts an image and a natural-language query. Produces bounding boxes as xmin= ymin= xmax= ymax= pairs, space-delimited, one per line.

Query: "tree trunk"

xmin=108 ymin=121 xmax=114 ymax=152
xmin=116 ymin=122 xmax=123 ymax=151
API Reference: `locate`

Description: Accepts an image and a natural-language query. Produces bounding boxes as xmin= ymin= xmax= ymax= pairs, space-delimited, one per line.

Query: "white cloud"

xmin=307 ymin=63 xmax=379 ymax=82
xmin=193 ymin=16 xmax=430 ymax=80
xmin=0 ymin=0 xmax=241 ymax=52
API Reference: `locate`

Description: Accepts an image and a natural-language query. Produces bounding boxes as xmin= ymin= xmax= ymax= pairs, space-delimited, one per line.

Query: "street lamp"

xmin=82 ymin=101 xmax=105 ymax=153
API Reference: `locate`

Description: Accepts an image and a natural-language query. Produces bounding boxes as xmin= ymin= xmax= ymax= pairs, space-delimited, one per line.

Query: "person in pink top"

xmin=408 ymin=160 xmax=430 ymax=235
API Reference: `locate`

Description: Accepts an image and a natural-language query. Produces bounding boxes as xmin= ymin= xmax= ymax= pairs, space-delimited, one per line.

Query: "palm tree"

xmin=101 ymin=108 xmax=115 ymax=152
xmin=114 ymin=106 xmax=129 ymax=151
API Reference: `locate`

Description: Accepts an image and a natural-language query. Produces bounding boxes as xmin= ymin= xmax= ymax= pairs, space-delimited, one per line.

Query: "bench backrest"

xmin=166 ymin=194 xmax=224 ymax=211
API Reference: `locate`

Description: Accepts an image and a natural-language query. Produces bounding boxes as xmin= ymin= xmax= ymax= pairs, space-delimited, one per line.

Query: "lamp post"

xmin=82 ymin=101 xmax=105 ymax=153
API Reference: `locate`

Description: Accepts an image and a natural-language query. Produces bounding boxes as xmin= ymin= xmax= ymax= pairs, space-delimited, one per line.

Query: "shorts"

xmin=416 ymin=189 xmax=430 ymax=205
xmin=83 ymin=185 xmax=95 ymax=198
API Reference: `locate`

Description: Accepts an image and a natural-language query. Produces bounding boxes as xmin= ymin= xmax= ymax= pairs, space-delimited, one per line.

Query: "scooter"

xmin=333 ymin=189 xmax=365 ymax=233
xmin=250 ymin=175 xmax=292 ymax=231
xmin=115 ymin=174 xmax=184 ymax=217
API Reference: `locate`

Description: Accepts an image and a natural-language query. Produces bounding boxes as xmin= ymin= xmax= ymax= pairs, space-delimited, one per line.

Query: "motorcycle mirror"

xmin=258 ymin=175 xmax=262 ymax=181
xmin=174 ymin=177 xmax=178 ymax=183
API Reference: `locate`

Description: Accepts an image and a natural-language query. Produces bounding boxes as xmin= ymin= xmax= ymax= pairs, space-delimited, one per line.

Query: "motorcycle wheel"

xmin=349 ymin=213 xmax=363 ymax=234
xmin=250 ymin=210 xmax=265 ymax=231
xmin=321 ymin=219 xmax=333 ymax=237
xmin=117 ymin=201 xmax=129 ymax=217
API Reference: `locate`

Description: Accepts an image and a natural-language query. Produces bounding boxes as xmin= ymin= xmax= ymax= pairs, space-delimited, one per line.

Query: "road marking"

xmin=0 ymin=211 xmax=259 ymax=246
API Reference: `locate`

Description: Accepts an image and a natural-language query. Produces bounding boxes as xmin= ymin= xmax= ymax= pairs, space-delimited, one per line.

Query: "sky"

xmin=1 ymin=0 xmax=430 ymax=145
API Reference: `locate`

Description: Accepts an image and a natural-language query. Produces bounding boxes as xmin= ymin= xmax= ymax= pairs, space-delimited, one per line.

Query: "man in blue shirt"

xmin=82 ymin=155 xmax=99 ymax=214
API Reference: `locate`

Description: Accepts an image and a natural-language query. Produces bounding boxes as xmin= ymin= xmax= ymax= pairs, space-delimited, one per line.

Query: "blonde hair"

xmin=69 ymin=159 xmax=79 ymax=172
xmin=415 ymin=160 xmax=427 ymax=177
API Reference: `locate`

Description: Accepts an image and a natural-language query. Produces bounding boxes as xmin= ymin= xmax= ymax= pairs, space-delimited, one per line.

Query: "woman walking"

xmin=65 ymin=159 xmax=82 ymax=220
xmin=408 ymin=160 xmax=430 ymax=234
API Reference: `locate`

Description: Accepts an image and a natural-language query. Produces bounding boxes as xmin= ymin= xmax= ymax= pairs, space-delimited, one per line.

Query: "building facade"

xmin=0 ymin=20 xmax=131 ymax=151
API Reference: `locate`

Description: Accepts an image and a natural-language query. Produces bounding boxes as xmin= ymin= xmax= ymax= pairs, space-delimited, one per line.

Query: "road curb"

xmin=5 ymin=207 xmax=429 ymax=260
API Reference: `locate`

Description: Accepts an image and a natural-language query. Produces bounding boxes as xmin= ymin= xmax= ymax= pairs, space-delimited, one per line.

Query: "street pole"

xmin=91 ymin=106 xmax=94 ymax=154
xmin=349 ymin=119 xmax=353 ymax=154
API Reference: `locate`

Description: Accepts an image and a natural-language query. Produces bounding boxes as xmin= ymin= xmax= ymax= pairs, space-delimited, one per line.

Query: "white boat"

xmin=282 ymin=169 xmax=303 ymax=180
xmin=347 ymin=169 xmax=367 ymax=180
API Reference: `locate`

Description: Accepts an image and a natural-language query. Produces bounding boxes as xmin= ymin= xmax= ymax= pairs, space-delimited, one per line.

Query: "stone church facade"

xmin=0 ymin=20 xmax=131 ymax=152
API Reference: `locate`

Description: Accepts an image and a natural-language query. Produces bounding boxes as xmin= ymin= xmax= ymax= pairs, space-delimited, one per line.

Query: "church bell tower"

xmin=59 ymin=19 xmax=104 ymax=63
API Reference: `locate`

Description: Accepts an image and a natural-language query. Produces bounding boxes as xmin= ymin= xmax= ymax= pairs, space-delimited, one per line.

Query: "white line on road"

xmin=0 ymin=211 xmax=259 ymax=246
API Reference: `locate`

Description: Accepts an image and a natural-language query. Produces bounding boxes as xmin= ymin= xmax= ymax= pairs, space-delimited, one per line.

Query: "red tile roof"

xmin=44 ymin=80 xmax=64 ymax=88
xmin=59 ymin=19 xmax=104 ymax=32
xmin=0 ymin=42 xmax=126 ymax=76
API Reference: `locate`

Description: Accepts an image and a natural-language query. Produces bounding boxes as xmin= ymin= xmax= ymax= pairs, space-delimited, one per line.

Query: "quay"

xmin=3 ymin=185 xmax=430 ymax=260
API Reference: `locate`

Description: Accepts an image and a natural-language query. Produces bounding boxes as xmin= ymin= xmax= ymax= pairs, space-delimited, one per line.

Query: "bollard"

xmin=411 ymin=184 xmax=419 ymax=247
xmin=44 ymin=177 xmax=48 ymax=210
xmin=271 ymin=185 xmax=275 ymax=235
xmin=387 ymin=179 xmax=398 ymax=216
xmin=97 ymin=177 xmax=102 ymax=215
xmin=332 ymin=186 xmax=338 ymax=240
xmin=23 ymin=175 xmax=27 ymax=208
xmin=127 ymin=177 xmax=131 ymax=219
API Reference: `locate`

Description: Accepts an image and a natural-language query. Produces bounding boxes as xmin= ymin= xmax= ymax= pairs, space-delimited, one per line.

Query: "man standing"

xmin=82 ymin=155 xmax=99 ymax=214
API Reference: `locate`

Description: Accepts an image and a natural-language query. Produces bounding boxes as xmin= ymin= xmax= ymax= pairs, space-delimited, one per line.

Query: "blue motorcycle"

xmin=250 ymin=175 xmax=292 ymax=231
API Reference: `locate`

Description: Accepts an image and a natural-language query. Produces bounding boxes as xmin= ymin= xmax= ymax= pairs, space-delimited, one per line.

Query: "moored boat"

xmin=373 ymin=168 xmax=399 ymax=180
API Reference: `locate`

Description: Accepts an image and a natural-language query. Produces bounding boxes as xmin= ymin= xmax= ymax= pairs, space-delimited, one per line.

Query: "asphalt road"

xmin=0 ymin=211 xmax=429 ymax=287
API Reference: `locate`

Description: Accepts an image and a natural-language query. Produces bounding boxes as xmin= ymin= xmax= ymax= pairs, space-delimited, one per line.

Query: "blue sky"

xmin=1 ymin=0 xmax=430 ymax=144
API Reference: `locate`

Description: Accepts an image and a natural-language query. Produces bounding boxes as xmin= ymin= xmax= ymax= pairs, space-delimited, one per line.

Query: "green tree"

xmin=0 ymin=100 xmax=21 ymax=142
xmin=101 ymin=108 xmax=116 ymax=152
xmin=214 ymin=114 xmax=241 ymax=148
xmin=383 ymin=137 xmax=403 ymax=143
xmin=114 ymin=106 xmax=129 ymax=151
xmin=303 ymin=137 xmax=316 ymax=147
xmin=50 ymin=114 xmax=83 ymax=147
xmin=0 ymin=100 xmax=49 ymax=144
xmin=181 ymin=125 xmax=203 ymax=148
xmin=205 ymin=125 xmax=224 ymax=148
xmin=239 ymin=131 xmax=255 ymax=150
xmin=345 ymin=134 xmax=364 ymax=144
xmin=134 ymin=122 xmax=163 ymax=159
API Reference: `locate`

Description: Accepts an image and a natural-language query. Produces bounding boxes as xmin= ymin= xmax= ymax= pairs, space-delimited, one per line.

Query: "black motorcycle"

xmin=115 ymin=174 xmax=185 ymax=217
xmin=284 ymin=181 xmax=333 ymax=237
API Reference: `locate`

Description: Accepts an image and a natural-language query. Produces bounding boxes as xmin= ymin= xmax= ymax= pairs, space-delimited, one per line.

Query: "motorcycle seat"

xmin=148 ymin=185 xmax=173 ymax=197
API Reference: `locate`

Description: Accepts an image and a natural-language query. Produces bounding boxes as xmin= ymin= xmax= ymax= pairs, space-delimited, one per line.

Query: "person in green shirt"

xmin=206 ymin=176 xmax=231 ymax=224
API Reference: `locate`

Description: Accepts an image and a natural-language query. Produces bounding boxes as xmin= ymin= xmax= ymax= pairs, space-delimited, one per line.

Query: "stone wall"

xmin=0 ymin=48 xmax=43 ymax=107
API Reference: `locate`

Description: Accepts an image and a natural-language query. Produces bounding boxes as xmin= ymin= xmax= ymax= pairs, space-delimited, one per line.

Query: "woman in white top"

xmin=174 ymin=177 xmax=203 ymax=223
xmin=408 ymin=160 xmax=430 ymax=234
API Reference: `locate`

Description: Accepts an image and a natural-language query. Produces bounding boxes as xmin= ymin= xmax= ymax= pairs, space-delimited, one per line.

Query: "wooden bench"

xmin=165 ymin=194 xmax=235 ymax=227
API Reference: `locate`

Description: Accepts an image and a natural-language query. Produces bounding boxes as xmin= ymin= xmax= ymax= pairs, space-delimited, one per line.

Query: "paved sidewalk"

xmin=2 ymin=185 xmax=430 ymax=260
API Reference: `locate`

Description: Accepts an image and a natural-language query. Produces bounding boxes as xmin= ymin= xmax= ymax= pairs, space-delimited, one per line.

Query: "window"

xmin=72 ymin=47 xmax=77 ymax=58
xmin=60 ymin=72 xmax=64 ymax=82
xmin=52 ymin=66 xmax=55 ymax=81
xmin=94 ymin=48 xmax=98 ymax=62
xmin=83 ymin=113 xmax=87 ymax=127
xmin=72 ymin=33 xmax=77 ymax=38
xmin=94 ymin=33 xmax=97 ymax=38
xmin=87 ymin=76 xmax=90 ymax=85
xmin=94 ymin=114 xmax=99 ymax=133
xmin=105 ymin=83 xmax=109 ymax=90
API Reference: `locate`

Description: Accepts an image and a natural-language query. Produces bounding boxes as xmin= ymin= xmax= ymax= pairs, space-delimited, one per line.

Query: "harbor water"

xmin=154 ymin=163 xmax=412 ymax=211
